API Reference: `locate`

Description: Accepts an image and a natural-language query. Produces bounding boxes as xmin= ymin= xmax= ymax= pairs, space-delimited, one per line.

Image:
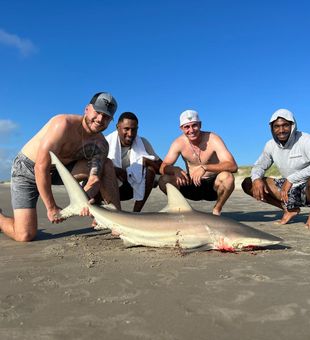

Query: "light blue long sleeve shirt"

xmin=251 ymin=109 xmax=310 ymax=186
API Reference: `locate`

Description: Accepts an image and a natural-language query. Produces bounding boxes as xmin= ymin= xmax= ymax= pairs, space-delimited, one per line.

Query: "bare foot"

xmin=111 ymin=229 xmax=120 ymax=237
xmin=275 ymin=208 xmax=300 ymax=225
xmin=212 ymin=208 xmax=221 ymax=216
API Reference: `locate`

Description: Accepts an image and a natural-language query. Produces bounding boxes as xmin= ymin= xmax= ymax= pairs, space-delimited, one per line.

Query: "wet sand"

xmin=1 ymin=182 xmax=310 ymax=340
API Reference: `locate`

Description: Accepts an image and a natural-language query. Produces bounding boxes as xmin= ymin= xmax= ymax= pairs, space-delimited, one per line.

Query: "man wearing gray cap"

xmin=242 ymin=109 xmax=310 ymax=227
xmin=159 ymin=109 xmax=238 ymax=215
xmin=0 ymin=92 xmax=121 ymax=242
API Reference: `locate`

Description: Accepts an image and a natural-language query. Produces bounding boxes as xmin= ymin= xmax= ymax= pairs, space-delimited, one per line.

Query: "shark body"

xmin=50 ymin=151 xmax=282 ymax=251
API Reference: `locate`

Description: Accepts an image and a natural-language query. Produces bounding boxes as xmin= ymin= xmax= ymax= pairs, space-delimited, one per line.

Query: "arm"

xmin=251 ymin=142 xmax=273 ymax=182
xmin=140 ymin=137 xmax=162 ymax=173
xmin=143 ymin=157 xmax=163 ymax=174
xmin=251 ymin=142 xmax=273 ymax=201
xmin=287 ymin=136 xmax=310 ymax=185
xmin=34 ymin=117 xmax=68 ymax=223
xmin=160 ymin=139 xmax=190 ymax=186
xmin=280 ymin=136 xmax=310 ymax=204
xmin=202 ymin=133 xmax=238 ymax=173
xmin=81 ymin=138 xmax=109 ymax=201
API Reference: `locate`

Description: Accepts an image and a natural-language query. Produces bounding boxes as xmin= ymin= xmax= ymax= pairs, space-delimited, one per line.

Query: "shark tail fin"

xmin=160 ymin=183 xmax=193 ymax=213
xmin=49 ymin=151 xmax=89 ymax=218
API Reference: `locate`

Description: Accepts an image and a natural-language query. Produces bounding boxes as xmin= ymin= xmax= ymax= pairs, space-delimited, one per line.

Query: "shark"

xmin=50 ymin=151 xmax=283 ymax=252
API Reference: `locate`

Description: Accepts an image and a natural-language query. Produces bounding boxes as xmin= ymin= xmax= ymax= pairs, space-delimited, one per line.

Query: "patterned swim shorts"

xmin=274 ymin=178 xmax=309 ymax=210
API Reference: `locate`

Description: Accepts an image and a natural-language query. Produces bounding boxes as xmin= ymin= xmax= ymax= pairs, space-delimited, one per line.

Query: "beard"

xmin=84 ymin=116 xmax=106 ymax=134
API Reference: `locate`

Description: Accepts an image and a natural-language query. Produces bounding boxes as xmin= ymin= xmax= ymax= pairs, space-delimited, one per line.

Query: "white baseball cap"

xmin=179 ymin=110 xmax=201 ymax=127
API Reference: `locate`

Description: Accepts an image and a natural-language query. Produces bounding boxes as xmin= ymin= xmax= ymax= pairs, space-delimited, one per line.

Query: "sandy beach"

xmin=1 ymin=181 xmax=310 ymax=340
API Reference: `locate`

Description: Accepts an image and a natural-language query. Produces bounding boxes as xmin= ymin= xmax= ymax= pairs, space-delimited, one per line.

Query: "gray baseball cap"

xmin=89 ymin=92 xmax=118 ymax=117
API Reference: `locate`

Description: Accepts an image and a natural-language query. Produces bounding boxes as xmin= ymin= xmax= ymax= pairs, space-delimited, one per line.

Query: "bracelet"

xmin=200 ymin=165 xmax=207 ymax=172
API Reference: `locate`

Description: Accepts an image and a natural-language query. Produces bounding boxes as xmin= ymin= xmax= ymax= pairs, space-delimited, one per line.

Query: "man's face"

xmin=84 ymin=104 xmax=112 ymax=133
xmin=117 ymin=118 xmax=138 ymax=146
xmin=272 ymin=117 xmax=292 ymax=144
xmin=180 ymin=121 xmax=201 ymax=141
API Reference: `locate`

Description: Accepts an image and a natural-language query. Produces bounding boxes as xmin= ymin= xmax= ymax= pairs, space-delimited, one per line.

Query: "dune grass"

xmin=0 ymin=164 xmax=281 ymax=184
xmin=236 ymin=164 xmax=281 ymax=179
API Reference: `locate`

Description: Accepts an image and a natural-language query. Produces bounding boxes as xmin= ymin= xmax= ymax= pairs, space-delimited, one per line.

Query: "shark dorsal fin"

xmin=160 ymin=183 xmax=193 ymax=213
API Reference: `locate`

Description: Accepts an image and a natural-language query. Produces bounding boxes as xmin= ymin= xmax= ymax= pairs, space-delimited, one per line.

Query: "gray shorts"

xmin=11 ymin=152 xmax=76 ymax=209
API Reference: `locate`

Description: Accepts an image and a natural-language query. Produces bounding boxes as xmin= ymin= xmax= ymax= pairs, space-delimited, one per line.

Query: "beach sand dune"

xmin=1 ymin=183 xmax=310 ymax=340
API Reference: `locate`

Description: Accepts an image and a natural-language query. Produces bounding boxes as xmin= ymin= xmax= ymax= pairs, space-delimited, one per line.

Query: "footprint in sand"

xmin=247 ymin=303 xmax=299 ymax=322
xmin=233 ymin=290 xmax=255 ymax=304
xmin=229 ymin=267 xmax=271 ymax=284
xmin=153 ymin=270 xmax=180 ymax=286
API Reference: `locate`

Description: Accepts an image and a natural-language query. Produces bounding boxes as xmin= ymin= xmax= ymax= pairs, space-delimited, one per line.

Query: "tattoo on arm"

xmin=89 ymin=153 xmax=104 ymax=176
xmin=76 ymin=142 xmax=108 ymax=176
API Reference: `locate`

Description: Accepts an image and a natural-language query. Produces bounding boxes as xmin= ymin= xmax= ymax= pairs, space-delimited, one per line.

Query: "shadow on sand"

xmin=222 ymin=210 xmax=308 ymax=224
xmin=35 ymin=226 xmax=100 ymax=241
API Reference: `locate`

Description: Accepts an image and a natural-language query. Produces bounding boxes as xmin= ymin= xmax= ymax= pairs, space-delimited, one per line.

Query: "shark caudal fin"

xmin=159 ymin=183 xmax=193 ymax=213
xmin=49 ymin=151 xmax=89 ymax=218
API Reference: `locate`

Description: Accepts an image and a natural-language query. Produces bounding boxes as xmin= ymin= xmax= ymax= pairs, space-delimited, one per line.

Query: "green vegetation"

xmin=0 ymin=164 xmax=282 ymax=185
xmin=236 ymin=164 xmax=281 ymax=179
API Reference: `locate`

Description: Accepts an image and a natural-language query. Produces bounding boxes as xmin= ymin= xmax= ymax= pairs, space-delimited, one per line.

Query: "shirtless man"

xmin=242 ymin=108 xmax=310 ymax=227
xmin=0 ymin=92 xmax=121 ymax=242
xmin=159 ymin=110 xmax=238 ymax=215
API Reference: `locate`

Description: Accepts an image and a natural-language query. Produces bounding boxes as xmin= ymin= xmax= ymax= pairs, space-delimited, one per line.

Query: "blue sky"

xmin=0 ymin=0 xmax=309 ymax=180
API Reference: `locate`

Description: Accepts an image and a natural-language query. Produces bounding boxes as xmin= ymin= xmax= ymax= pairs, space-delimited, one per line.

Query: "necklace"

xmin=81 ymin=121 xmax=97 ymax=161
xmin=188 ymin=140 xmax=202 ymax=163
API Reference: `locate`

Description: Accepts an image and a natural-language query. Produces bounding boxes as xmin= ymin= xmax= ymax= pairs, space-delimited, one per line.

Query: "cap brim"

xmin=180 ymin=119 xmax=200 ymax=127
xmin=93 ymin=106 xmax=113 ymax=117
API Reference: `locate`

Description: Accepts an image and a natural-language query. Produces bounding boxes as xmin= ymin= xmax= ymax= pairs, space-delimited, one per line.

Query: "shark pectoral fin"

xmin=164 ymin=183 xmax=193 ymax=213
xmin=99 ymin=203 xmax=117 ymax=210
xmin=49 ymin=151 xmax=89 ymax=212
xmin=59 ymin=205 xmax=81 ymax=218
xmin=94 ymin=223 xmax=110 ymax=231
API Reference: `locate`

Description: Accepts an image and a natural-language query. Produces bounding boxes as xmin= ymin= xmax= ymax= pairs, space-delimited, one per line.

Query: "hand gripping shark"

xmin=50 ymin=151 xmax=282 ymax=252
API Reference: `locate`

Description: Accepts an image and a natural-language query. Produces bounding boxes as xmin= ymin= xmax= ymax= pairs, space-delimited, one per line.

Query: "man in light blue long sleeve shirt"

xmin=242 ymin=109 xmax=310 ymax=227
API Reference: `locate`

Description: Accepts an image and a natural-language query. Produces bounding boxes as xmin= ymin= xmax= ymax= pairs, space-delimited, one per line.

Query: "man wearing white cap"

xmin=242 ymin=109 xmax=310 ymax=227
xmin=159 ymin=109 xmax=238 ymax=215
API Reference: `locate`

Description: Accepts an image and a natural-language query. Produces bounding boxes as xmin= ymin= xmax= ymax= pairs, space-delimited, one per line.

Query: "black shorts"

xmin=179 ymin=176 xmax=218 ymax=201
xmin=119 ymin=181 xmax=134 ymax=201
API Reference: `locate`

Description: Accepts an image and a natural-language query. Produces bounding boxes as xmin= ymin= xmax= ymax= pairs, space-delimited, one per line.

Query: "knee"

xmin=158 ymin=175 xmax=170 ymax=193
xmin=14 ymin=230 xmax=36 ymax=242
xmin=103 ymin=158 xmax=114 ymax=172
xmin=146 ymin=166 xmax=156 ymax=179
xmin=241 ymin=177 xmax=252 ymax=194
xmin=216 ymin=171 xmax=235 ymax=188
xmin=306 ymin=179 xmax=310 ymax=202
